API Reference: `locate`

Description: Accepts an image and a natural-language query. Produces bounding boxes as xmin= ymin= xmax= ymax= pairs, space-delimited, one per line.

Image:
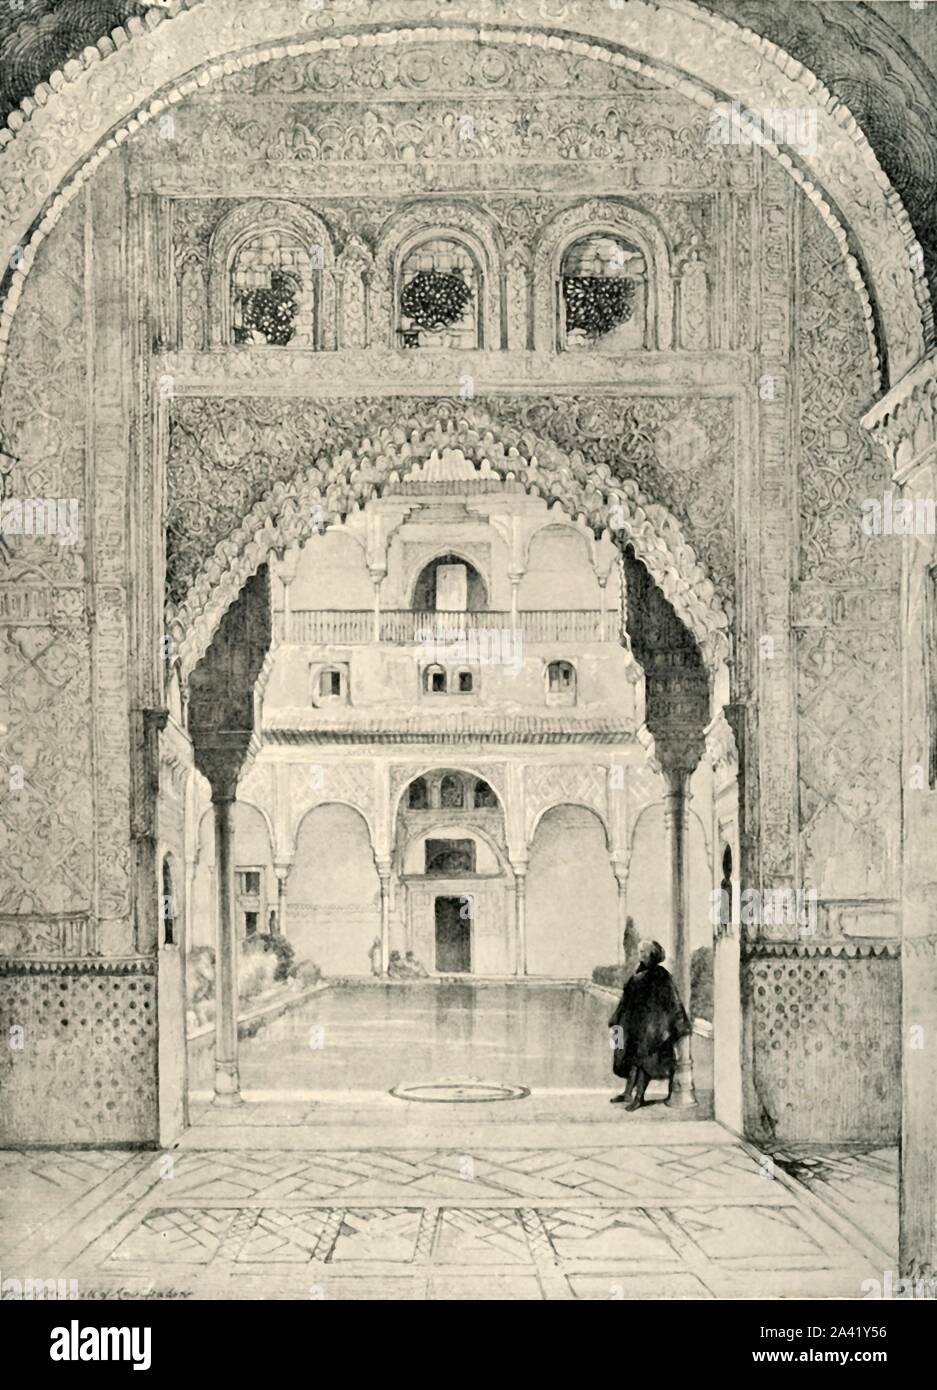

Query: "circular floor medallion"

xmin=390 ymin=1079 xmax=529 ymax=1103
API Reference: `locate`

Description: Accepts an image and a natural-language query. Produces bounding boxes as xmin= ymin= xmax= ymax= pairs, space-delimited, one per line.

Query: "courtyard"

xmin=0 ymin=982 xmax=896 ymax=1302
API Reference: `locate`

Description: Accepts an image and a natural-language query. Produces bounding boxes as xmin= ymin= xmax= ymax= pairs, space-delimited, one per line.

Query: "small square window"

xmin=431 ymin=670 xmax=446 ymax=693
xmin=458 ymin=671 xmax=474 ymax=693
xmin=548 ymin=661 xmax=575 ymax=692
xmin=546 ymin=661 xmax=577 ymax=704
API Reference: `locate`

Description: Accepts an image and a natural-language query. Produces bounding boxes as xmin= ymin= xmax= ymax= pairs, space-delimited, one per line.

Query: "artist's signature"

xmin=77 ymin=1288 xmax=193 ymax=1301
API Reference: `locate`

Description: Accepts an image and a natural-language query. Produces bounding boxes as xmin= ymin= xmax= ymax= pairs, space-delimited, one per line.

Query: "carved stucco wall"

xmin=0 ymin=198 xmax=91 ymax=920
xmin=130 ymin=37 xmax=747 ymax=195
xmin=0 ymin=28 xmax=906 ymax=1144
xmin=796 ymin=197 xmax=900 ymax=911
xmin=800 ymin=208 xmax=899 ymax=904
xmin=738 ymin=180 xmax=902 ymax=1146
xmin=165 ymin=395 xmax=737 ymax=616
xmin=0 ymin=2 xmax=927 ymax=390
xmin=2 ymin=0 xmax=930 ymax=335
xmin=700 ymin=0 xmax=937 ymax=317
xmin=0 ymin=177 xmax=157 ymax=1143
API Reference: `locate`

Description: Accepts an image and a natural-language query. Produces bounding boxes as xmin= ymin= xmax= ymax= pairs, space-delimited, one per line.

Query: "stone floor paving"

xmin=768 ymin=1144 xmax=899 ymax=1265
xmin=0 ymin=1117 xmax=894 ymax=1301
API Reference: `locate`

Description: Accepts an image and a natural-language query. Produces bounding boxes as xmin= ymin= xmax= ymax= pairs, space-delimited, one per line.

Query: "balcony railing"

xmin=274 ymin=609 xmax=618 ymax=644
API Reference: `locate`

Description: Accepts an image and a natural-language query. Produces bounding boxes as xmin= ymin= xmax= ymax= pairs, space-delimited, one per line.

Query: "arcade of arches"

xmin=0 ymin=0 xmax=935 ymax=1284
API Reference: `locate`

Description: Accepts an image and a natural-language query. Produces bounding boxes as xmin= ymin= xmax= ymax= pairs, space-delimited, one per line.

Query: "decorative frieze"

xmin=755 ymin=157 xmax=797 ymax=886
xmin=793 ymin=584 xmax=899 ymax=628
xmin=742 ymin=937 xmax=899 ymax=960
xmin=88 ymin=169 xmax=133 ymax=930
xmin=0 ymin=913 xmax=99 ymax=958
xmin=265 ymin=720 xmax=638 ymax=746
xmin=156 ymin=346 xmax=746 ymax=393
xmin=0 ymin=586 xmax=84 ymax=624
xmin=0 ymin=954 xmax=155 ymax=974
xmin=126 ymin=81 xmax=752 ymax=197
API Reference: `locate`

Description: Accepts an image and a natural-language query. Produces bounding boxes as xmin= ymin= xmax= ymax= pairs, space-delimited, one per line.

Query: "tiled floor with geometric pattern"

xmin=0 ymin=1123 xmax=896 ymax=1300
xmin=768 ymin=1144 xmax=899 ymax=1265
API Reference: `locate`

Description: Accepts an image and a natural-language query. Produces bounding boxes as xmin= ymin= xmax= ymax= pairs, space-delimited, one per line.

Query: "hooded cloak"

xmin=609 ymin=963 xmax=691 ymax=1080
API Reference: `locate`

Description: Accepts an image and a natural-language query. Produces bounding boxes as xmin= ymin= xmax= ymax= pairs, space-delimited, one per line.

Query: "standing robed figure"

xmin=608 ymin=939 xmax=691 ymax=1110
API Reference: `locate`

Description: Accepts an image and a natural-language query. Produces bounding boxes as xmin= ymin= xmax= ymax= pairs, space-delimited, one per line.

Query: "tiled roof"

xmin=264 ymin=712 xmax=637 ymax=745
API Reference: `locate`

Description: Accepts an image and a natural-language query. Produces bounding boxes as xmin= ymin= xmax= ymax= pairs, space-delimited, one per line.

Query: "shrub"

xmin=400 ymin=269 xmax=472 ymax=331
xmin=187 ymin=945 xmax=215 ymax=1007
xmin=242 ymin=932 xmax=296 ymax=983
xmin=239 ymin=946 xmax=277 ymax=1002
xmin=235 ymin=270 xmax=299 ymax=346
xmin=267 ymin=933 xmax=295 ymax=983
xmin=187 ymin=935 xmax=299 ymax=1011
xmin=563 ymin=276 xmax=635 ymax=337
xmin=295 ymin=960 xmax=322 ymax=988
xmin=691 ymin=945 xmax=714 ymax=1022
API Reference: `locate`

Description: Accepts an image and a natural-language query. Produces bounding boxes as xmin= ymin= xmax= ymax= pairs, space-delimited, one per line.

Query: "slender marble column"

xmin=509 ymin=575 xmax=521 ymax=632
xmin=371 ymin=574 xmax=383 ymax=642
xmin=663 ymin=770 xmax=696 ymax=1107
xmin=273 ymin=862 xmax=290 ymax=938
xmin=513 ymin=863 xmax=528 ymax=977
xmin=212 ymin=785 xmax=240 ymax=1105
xmin=377 ymin=860 xmax=392 ymax=975
xmin=611 ymin=861 xmax=631 ymax=971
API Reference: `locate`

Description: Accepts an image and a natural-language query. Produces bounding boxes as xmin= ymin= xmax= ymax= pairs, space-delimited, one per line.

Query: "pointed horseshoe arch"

xmin=168 ymin=413 xmax=731 ymax=684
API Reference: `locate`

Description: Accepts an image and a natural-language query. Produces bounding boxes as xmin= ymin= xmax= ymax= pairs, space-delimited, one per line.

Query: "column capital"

xmin=194 ymin=732 xmax=251 ymax=803
xmin=661 ymin=765 xmax=693 ymax=802
xmin=142 ymin=706 xmax=170 ymax=736
xmin=609 ymin=857 xmax=631 ymax=891
xmin=209 ymin=774 xmax=239 ymax=805
xmin=657 ymin=738 xmax=703 ymax=783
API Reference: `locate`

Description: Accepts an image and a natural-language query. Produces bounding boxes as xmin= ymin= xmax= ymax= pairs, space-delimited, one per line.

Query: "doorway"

xmin=435 ymin=895 xmax=472 ymax=973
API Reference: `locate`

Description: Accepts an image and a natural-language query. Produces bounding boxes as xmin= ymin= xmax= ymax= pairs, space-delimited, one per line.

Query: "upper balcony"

xmin=274 ymin=609 xmax=622 ymax=645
